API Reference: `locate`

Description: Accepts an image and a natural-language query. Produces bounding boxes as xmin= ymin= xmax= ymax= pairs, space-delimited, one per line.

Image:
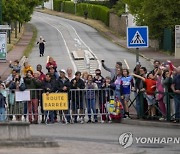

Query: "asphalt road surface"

xmin=29 ymin=12 xmax=152 ymax=75
xmin=0 ymin=123 xmax=179 ymax=154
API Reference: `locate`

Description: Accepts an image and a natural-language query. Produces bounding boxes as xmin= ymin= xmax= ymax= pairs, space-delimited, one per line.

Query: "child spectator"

xmin=133 ymin=72 xmax=157 ymax=119
xmin=9 ymin=60 xmax=21 ymax=74
xmin=121 ymin=69 xmax=134 ymax=118
xmin=85 ymin=74 xmax=98 ymax=123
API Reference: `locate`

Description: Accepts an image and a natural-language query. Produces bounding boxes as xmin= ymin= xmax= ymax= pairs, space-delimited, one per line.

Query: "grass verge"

xmin=23 ymin=24 xmax=37 ymax=57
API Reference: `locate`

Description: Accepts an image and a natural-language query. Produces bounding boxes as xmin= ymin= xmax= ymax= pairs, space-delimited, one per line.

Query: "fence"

xmin=0 ymin=89 xmax=179 ymax=123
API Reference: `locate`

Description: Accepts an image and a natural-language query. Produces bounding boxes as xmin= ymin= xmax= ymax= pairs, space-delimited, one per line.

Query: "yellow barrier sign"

xmin=42 ymin=93 xmax=68 ymax=110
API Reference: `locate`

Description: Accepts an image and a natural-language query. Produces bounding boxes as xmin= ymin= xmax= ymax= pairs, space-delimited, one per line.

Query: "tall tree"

xmin=124 ymin=0 xmax=180 ymax=40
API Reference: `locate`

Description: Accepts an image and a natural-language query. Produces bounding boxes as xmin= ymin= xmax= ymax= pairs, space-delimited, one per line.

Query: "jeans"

xmin=45 ymin=111 xmax=54 ymax=123
xmin=174 ymin=94 xmax=180 ymax=120
xmin=28 ymin=99 xmax=38 ymax=122
xmin=0 ymin=107 xmax=5 ymax=122
xmin=87 ymin=99 xmax=97 ymax=120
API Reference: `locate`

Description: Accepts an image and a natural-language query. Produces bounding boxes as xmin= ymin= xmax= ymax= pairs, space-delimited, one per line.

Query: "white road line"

xmin=33 ymin=16 xmax=77 ymax=73
xmin=69 ymin=25 xmax=101 ymax=70
xmin=124 ymin=59 xmax=130 ymax=69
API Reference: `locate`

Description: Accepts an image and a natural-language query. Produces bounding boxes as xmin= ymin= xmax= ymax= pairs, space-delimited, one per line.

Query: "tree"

xmin=123 ymin=0 xmax=180 ymax=40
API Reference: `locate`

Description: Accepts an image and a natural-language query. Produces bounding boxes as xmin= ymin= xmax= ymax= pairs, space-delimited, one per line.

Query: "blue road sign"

xmin=127 ymin=26 xmax=149 ymax=48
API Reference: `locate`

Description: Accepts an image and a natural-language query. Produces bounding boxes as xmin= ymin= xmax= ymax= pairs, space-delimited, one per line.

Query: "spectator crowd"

xmin=0 ymin=57 xmax=180 ymax=124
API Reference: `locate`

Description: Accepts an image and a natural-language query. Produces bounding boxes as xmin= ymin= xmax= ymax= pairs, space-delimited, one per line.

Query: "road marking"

xmin=33 ymin=16 xmax=77 ymax=73
xmin=34 ymin=13 xmax=100 ymax=73
xmin=69 ymin=25 xmax=101 ymax=70
xmin=124 ymin=59 xmax=130 ymax=69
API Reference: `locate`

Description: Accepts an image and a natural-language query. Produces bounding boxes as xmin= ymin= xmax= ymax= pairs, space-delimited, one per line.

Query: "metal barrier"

xmin=0 ymin=88 xmax=179 ymax=123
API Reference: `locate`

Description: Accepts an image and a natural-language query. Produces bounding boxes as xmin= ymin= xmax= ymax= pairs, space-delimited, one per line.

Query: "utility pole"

xmin=0 ymin=0 xmax=2 ymax=24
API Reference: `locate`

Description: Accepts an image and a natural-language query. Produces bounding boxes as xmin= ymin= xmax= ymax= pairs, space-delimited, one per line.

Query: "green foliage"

xmin=2 ymin=0 xmax=43 ymax=23
xmin=82 ymin=1 xmax=113 ymax=9
xmin=123 ymin=0 xmax=180 ymax=40
xmin=63 ymin=1 xmax=75 ymax=14
xmin=56 ymin=2 xmax=109 ymax=26
xmin=110 ymin=0 xmax=125 ymax=16
xmin=53 ymin=0 xmax=63 ymax=11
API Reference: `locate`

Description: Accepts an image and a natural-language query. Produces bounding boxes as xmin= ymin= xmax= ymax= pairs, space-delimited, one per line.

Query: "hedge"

xmin=53 ymin=0 xmax=63 ymax=12
xmin=60 ymin=2 xmax=109 ymax=26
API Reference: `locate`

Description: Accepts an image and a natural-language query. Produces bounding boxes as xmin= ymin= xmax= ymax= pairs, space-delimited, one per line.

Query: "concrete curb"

xmin=0 ymin=137 xmax=60 ymax=148
xmin=121 ymin=119 xmax=180 ymax=129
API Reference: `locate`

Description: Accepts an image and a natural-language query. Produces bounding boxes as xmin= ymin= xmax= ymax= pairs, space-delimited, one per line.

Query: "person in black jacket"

xmin=42 ymin=73 xmax=57 ymax=123
xmin=70 ymin=71 xmax=85 ymax=123
xmin=24 ymin=70 xmax=42 ymax=124
xmin=57 ymin=69 xmax=71 ymax=123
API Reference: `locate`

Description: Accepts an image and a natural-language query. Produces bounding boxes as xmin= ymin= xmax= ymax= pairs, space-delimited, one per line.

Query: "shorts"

xmin=145 ymin=95 xmax=156 ymax=106
xmin=123 ymin=94 xmax=130 ymax=102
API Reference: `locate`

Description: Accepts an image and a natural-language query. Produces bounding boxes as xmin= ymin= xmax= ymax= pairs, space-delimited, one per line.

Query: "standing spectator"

xmin=70 ymin=71 xmax=85 ymax=123
xmin=101 ymin=60 xmax=122 ymax=80
xmin=93 ymin=69 xmax=104 ymax=116
xmin=37 ymin=64 xmax=46 ymax=81
xmin=9 ymin=60 xmax=21 ymax=74
xmin=5 ymin=70 xmax=17 ymax=87
xmin=171 ymin=67 xmax=180 ymax=123
xmin=121 ymin=68 xmax=134 ymax=118
xmin=155 ymin=68 xmax=166 ymax=120
xmin=162 ymin=70 xmax=174 ymax=120
xmin=85 ymin=74 xmax=98 ymax=123
xmin=82 ymin=71 xmax=89 ymax=84
xmin=133 ymin=72 xmax=157 ymax=119
xmin=24 ymin=70 xmax=41 ymax=124
xmin=57 ymin=69 xmax=71 ymax=123
xmin=37 ymin=36 xmax=46 ymax=57
xmin=42 ymin=73 xmax=57 ymax=123
xmin=150 ymin=60 xmax=161 ymax=75
xmin=9 ymin=74 xmax=25 ymax=121
xmin=36 ymin=64 xmax=46 ymax=123
xmin=23 ymin=62 xmax=33 ymax=77
xmin=66 ymin=68 xmax=74 ymax=81
xmin=46 ymin=57 xmax=57 ymax=73
xmin=101 ymin=76 xmax=115 ymax=121
xmin=112 ymin=68 xmax=122 ymax=100
xmin=0 ymin=83 xmax=7 ymax=122
xmin=49 ymin=67 xmax=59 ymax=81
xmin=133 ymin=67 xmax=147 ymax=118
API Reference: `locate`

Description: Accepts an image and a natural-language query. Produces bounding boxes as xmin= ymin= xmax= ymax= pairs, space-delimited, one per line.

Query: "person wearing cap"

xmin=101 ymin=60 xmax=122 ymax=80
xmin=57 ymin=69 xmax=71 ymax=123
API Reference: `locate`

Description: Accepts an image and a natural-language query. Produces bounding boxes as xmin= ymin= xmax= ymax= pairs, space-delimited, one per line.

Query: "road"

xmin=29 ymin=12 xmax=152 ymax=75
xmin=0 ymin=123 xmax=179 ymax=154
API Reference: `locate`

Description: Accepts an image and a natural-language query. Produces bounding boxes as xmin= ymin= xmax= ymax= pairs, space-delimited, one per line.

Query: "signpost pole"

xmin=136 ymin=48 xmax=139 ymax=62
xmin=0 ymin=0 xmax=2 ymax=24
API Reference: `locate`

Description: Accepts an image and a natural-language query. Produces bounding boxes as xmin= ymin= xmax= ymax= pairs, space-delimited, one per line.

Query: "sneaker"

xmin=87 ymin=119 xmax=91 ymax=123
xmin=94 ymin=119 xmax=98 ymax=123
xmin=80 ymin=119 xmax=84 ymax=124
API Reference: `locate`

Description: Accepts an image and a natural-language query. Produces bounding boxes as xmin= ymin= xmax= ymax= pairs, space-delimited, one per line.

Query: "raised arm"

xmin=132 ymin=73 xmax=145 ymax=82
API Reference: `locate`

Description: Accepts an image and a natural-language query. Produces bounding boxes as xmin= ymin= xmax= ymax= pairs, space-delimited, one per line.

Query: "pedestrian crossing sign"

xmin=127 ymin=26 xmax=149 ymax=48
